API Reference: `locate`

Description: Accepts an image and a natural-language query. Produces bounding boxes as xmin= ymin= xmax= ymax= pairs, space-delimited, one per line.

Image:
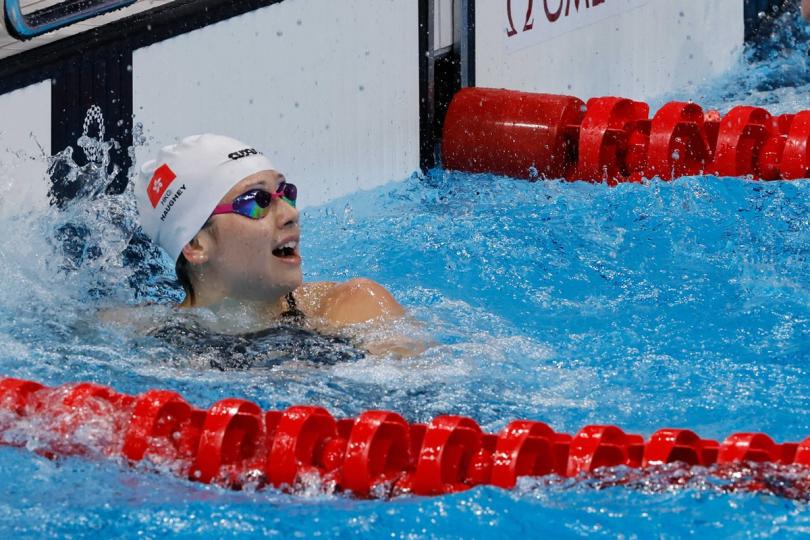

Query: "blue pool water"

xmin=0 ymin=13 xmax=810 ymax=540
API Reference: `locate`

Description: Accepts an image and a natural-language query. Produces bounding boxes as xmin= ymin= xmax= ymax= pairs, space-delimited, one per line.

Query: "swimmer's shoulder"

xmin=296 ymin=278 xmax=404 ymax=327
xmin=293 ymin=281 xmax=337 ymax=315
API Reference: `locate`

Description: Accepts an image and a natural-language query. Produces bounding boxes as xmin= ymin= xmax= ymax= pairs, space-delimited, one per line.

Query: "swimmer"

xmin=130 ymin=134 xmax=421 ymax=358
xmin=803 ymin=0 xmax=810 ymax=21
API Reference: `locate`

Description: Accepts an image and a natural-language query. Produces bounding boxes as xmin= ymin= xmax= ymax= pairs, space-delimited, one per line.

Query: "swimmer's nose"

xmin=275 ymin=196 xmax=299 ymax=229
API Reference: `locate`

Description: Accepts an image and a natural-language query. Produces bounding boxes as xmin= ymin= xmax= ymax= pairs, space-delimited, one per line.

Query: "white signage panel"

xmin=133 ymin=0 xmax=420 ymax=210
xmin=477 ymin=0 xmax=744 ymax=101
xmin=505 ymin=0 xmax=652 ymax=51
xmin=0 ymin=80 xmax=51 ymax=217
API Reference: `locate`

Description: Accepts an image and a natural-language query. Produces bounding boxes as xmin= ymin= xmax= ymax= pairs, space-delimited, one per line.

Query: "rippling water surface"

xmin=0 ymin=11 xmax=809 ymax=540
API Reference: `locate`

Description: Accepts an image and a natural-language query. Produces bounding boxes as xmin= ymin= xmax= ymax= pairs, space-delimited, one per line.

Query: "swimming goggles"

xmin=211 ymin=181 xmax=297 ymax=219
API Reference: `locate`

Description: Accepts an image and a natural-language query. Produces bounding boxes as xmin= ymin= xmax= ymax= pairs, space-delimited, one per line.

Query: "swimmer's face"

xmin=192 ymin=170 xmax=302 ymax=301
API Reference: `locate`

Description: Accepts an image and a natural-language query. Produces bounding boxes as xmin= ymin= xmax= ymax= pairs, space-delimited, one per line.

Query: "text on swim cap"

xmin=147 ymin=164 xmax=177 ymax=208
xmin=228 ymin=148 xmax=260 ymax=160
xmin=159 ymin=184 xmax=187 ymax=222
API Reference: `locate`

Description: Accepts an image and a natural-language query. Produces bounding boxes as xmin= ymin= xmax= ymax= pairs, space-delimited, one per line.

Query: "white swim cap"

xmin=135 ymin=134 xmax=275 ymax=262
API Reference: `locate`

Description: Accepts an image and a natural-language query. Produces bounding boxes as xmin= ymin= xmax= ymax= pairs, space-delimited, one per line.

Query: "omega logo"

xmin=507 ymin=0 xmax=606 ymax=37
xmin=506 ymin=0 xmax=534 ymax=37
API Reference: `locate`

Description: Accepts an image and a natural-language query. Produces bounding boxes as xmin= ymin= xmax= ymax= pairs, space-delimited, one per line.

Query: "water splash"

xmin=0 ymin=105 xmax=174 ymax=390
xmin=41 ymin=111 xmax=152 ymax=302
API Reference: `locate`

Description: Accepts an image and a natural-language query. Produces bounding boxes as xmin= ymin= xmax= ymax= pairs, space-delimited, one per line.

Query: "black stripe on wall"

xmin=418 ymin=0 xmax=433 ymax=172
xmin=419 ymin=0 xmax=476 ymax=173
xmin=49 ymin=42 xmax=133 ymax=203
xmin=459 ymin=0 xmax=475 ymax=88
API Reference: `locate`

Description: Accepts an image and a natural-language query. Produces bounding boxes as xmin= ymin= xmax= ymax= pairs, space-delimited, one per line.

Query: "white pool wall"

xmin=132 ymin=0 xmax=421 ymax=210
xmin=476 ymin=0 xmax=744 ymax=101
xmin=0 ymin=80 xmax=51 ymax=216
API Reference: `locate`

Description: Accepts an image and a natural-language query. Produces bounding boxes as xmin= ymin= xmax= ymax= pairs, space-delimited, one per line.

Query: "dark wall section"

xmin=50 ymin=43 xmax=133 ymax=201
xmin=418 ymin=0 xmax=475 ymax=172
xmin=418 ymin=0 xmax=432 ymax=171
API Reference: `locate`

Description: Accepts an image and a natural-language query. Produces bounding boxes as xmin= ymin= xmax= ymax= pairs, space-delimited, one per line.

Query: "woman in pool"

xmin=135 ymin=134 xmax=411 ymax=357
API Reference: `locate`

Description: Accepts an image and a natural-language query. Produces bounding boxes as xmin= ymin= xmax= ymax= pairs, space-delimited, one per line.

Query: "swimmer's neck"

xmin=179 ymin=292 xmax=291 ymax=321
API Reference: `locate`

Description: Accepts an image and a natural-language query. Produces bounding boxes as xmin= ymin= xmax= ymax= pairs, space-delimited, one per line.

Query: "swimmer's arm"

xmin=804 ymin=0 xmax=810 ymax=21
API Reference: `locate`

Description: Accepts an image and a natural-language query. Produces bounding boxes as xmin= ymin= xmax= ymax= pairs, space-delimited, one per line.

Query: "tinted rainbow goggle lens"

xmin=211 ymin=181 xmax=297 ymax=219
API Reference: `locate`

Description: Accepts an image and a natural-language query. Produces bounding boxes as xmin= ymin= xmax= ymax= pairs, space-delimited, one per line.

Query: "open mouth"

xmin=272 ymin=240 xmax=298 ymax=259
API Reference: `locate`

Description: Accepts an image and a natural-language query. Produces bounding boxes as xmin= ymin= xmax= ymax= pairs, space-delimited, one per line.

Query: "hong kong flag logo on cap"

xmin=147 ymin=164 xmax=177 ymax=208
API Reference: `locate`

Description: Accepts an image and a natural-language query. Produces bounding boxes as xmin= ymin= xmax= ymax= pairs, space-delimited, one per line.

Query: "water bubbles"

xmin=131 ymin=121 xmax=147 ymax=146
xmin=342 ymin=203 xmax=355 ymax=225
xmin=672 ymin=150 xmax=681 ymax=161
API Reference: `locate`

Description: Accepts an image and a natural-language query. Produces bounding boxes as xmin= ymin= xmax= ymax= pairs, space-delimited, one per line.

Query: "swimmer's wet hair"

xmin=175 ymin=253 xmax=195 ymax=304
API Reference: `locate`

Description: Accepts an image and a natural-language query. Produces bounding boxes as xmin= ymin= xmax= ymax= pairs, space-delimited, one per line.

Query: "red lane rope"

xmin=441 ymin=88 xmax=810 ymax=183
xmin=1 ymin=377 xmax=808 ymax=498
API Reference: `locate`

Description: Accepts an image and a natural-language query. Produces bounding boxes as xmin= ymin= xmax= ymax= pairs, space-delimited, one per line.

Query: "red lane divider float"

xmin=1 ymin=377 xmax=809 ymax=498
xmin=442 ymin=87 xmax=810 ymax=183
